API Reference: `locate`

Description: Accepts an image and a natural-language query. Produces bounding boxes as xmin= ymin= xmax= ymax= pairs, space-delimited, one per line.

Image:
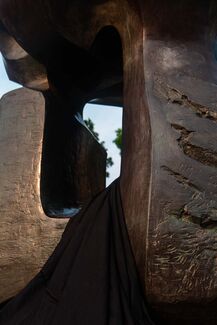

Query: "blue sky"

xmin=0 ymin=55 xmax=21 ymax=97
xmin=84 ymin=104 xmax=122 ymax=185
xmin=0 ymin=54 xmax=122 ymax=185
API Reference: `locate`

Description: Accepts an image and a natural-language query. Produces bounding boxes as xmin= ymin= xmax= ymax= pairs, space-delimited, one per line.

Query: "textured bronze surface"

xmin=1 ymin=1 xmax=217 ymax=323
xmin=0 ymin=88 xmax=67 ymax=302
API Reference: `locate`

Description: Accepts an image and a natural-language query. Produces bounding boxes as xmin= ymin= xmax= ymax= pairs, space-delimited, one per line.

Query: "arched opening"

xmin=40 ymin=25 xmax=124 ymax=217
xmin=84 ymin=26 xmax=123 ymax=186
xmin=88 ymin=25 xmax=123 ymax=107
xmin=91 ymin=26 xmax=123 ymax=78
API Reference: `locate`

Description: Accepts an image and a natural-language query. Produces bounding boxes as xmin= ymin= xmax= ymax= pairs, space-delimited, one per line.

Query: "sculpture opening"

xmin=84 ymin=103 xmax=123 ymax=186
xmin=40 ymin=25 xmax=123 ymax=218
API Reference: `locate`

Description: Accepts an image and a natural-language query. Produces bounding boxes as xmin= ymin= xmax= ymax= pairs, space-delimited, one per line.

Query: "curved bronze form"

xmin=1 ymin=1 xmax=217 ymax=323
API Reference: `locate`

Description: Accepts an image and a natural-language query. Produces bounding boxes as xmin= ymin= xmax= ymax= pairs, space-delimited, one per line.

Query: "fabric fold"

xmin=0 ymin=180 xmax=154 ymax=325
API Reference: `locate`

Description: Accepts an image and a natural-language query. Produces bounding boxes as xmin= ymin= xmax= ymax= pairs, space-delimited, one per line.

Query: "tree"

xmin=85 ymin=118 xmax=114 ymax=178
xmin=113 ymin=128 xmax=122 ymax=154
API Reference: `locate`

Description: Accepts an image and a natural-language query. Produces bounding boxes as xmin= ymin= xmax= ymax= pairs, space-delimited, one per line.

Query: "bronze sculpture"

xmin=1 ymin=0 xmax=217 ymax=323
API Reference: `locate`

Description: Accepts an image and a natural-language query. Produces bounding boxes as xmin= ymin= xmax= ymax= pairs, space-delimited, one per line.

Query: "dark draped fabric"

xmin=0 ymin=180 xmax=154 ymax=325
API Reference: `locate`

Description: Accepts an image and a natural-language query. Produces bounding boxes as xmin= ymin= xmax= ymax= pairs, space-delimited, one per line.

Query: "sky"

xmin=0 ymin=54 xmax=122 ymax=185
xmin=84 ymin=104 xmax=122 ymax=185
xmin=0 ymin=55 xmax=21 ymax=97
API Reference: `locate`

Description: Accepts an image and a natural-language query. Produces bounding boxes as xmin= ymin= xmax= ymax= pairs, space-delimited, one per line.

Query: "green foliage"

xmin=85 ymin=118 xmax=99 ymax=140
xmin=113 ymin=128 xmax=122 ymax=153
xmin=85 ymin=118 xmax=114 ymax=178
